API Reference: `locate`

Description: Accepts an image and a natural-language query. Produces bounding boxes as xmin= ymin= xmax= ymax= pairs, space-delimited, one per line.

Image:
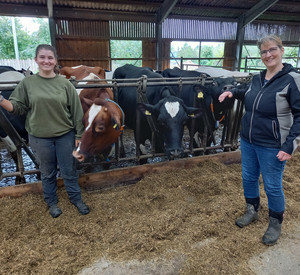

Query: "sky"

xmin=18 ymin=16 xmax=47 ymax=34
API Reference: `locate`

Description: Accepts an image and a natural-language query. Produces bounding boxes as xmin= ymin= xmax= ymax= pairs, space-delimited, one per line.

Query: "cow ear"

xmin=194 ymin=85 xmax=208 ymax=98
xmin=111 ymin=118 xmax=123 ymax=131
xmin=194 ymin=84 xmax=212 ymax=99
xmin=185 ymin=106 xmax=203 ymax=118
xmin=137 ymin=102 xmax=156 ymax=116
xmin=81 ymin=97 xmax=93 ymax=108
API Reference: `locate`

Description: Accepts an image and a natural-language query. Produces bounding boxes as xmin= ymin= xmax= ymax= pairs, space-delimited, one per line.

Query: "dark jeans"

xmin=29 ymin=131 xmax=82 ymax=207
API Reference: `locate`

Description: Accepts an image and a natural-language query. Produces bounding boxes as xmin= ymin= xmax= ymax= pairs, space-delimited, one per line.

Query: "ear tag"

xmin=145 ymin=110 xmax=151 ymax=116
xmin=198 ymin=91 xmax=204 ymax=98
xmin=189 ymin=113 xmax=195 ymax=118
xmin=113 ymin=123 xmax=117 ymax=129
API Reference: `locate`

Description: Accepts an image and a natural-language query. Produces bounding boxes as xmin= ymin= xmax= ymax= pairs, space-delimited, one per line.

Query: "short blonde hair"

xmin=257 ymin=34 xmax=283 ymax=50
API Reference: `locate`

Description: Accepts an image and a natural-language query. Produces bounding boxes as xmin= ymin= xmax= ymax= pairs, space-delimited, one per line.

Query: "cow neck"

xmin=104 ymin=98 xmax=125 ymax=126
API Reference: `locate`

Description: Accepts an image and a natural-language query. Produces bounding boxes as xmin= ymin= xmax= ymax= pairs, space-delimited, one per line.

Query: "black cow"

xmin=0 ymin=66 xmax=28 ymax=183
xmin=113 ymin=64 xmax=202 ymax=160
xmin=162 ymin=67 xmax=245 ymax=151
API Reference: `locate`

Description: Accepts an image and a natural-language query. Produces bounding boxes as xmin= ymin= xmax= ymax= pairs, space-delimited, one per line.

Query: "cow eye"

xmin=157 ymin=118 xmax=164 ymax=125
xmin=157 ymin=117 xmax=166 ymax=127
xmin=233 ymin=81 xmax=238 ymax=86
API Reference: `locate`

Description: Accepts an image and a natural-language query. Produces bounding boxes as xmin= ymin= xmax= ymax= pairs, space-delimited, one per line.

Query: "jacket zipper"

xmin=248 ymin=77 xmax=265 ymax=143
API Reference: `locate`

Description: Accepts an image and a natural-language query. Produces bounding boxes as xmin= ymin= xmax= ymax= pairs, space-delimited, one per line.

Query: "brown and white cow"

xmin=59 ymin=65 xmax=124 ymax=162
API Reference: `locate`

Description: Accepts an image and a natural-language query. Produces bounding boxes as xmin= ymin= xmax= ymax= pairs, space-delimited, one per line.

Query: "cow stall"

xmin=0 ymin=73 xmax=251 ymax=185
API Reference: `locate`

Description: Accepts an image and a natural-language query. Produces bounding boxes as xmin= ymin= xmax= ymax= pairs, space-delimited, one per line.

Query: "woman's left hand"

xmin=277 ymin=150 xmax=292 ymax=161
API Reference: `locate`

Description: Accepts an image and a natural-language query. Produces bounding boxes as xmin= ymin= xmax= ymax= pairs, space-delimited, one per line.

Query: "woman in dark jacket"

xmin=219 ymin=34 xmax=300 ymax=245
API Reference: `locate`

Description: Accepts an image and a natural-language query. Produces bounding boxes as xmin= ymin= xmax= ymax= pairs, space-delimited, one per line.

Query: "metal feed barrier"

xmin=0 ymin=74 xmax=251 ymax=181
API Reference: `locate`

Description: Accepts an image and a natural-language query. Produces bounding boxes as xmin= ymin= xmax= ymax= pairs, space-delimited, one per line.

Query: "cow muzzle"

xmin=72 ymin=149 xmax=86 ymax=162
xmin=222 ymin=84 xmax=235 ymax=92
xmin=167 ymin=148 xmax=184 ymax=160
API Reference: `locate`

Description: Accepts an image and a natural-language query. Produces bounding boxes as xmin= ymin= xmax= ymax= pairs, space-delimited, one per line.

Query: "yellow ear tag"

xmin=189 ymin=113 xmax=195 ymax=118
xmin=198 ymin=91 xmax=204 ymax=98
xmin=113 ymin=123 xmax=117 ymax=128
xmin=145 ymin=110 xmax=151 ymax=115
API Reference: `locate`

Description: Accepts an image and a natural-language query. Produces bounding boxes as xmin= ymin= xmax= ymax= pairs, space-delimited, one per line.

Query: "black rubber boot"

xmin=262 ymin=216 xmax=282 ymax=245
xmin=73 ymin=200 xmax=90 ymax=215
xmin=49 ymin=204 xmax=62 ymax=218
xmin=236 ymin=203 xmax=259 ymax=228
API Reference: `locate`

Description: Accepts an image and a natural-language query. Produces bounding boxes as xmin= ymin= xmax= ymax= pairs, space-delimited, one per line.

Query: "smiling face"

xmin=35 ymin=48 xmax=57 ymax=77
xmin=260 ymin=41 xmax=284 ymax=71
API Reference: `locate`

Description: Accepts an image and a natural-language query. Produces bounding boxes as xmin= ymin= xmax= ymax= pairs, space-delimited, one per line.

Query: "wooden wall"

xmin=142 ymin=40 xmax=170 ymax=70
xmin=56 ymin=39 xmax=110 ymax=69
xmin=223 ymin=41 xmax=236 ymax=71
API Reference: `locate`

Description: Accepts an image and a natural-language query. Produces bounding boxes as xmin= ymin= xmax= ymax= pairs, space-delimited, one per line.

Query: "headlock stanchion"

xmin=0 ymin=74 xmax=251 ymax=182
xmin=0 ymin=108 xmax=39 ymax=181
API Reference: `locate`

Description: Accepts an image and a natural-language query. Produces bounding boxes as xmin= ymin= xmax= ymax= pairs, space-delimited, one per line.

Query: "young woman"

xmin=219 ymin=35 xmax=300 ymax=245
xmin=0 ymin=44 xmax=89 ymax=218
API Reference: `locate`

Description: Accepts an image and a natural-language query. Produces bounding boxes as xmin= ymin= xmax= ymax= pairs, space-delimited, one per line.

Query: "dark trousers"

xmin=29 ymin=131 xmax=82 ymax=207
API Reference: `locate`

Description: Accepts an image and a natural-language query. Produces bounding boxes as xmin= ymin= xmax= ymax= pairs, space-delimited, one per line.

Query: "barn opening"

xmin=170 ymin=41 xmax=225 ymax=70
xmin=110 ymin=40 xmax=142 ymax=70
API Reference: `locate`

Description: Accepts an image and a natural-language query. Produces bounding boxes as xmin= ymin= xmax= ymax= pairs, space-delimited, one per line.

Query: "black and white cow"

xmin=113 ymin=64 xmax=202 ymax=160
xmin=0 ymin=66 xmax=29 ymax=183
xmin=162 ymin=67 xmax=250 ymax=150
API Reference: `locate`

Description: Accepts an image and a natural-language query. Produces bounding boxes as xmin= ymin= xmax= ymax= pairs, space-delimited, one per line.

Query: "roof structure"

xmin=1 ymin=0 xmax=299 ymax=70
xmin=0 ymin=0 xmax=299 ymax=25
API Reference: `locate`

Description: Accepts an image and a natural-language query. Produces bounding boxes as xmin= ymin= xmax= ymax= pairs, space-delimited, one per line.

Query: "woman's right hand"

xmin=218 ymin=91 xmax=233 ymax=103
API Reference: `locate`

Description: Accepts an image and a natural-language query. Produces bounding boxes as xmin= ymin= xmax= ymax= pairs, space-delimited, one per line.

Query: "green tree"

xmin=111 ymin=40 xmax=142 ymax=59
xmin=176 ymin=43 xmax=199 ymax=58
xmin=0 ymin=16 xmax=50 ymax=59
xmin=110 ymin=40 xmax=142 ymax=69
xmin=20 ymin=18 xmax=51 ymax=58
xmin=0 ymin=17 xmax=18 ymax=58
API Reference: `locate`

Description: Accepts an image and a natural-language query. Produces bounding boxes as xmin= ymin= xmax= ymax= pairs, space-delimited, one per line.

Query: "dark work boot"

xmin=262 ymin=216 xmax=282 ymax=245
xmin=236 ymin=203 xmax=258 ymax=228
xmin=73 ymin=200 xmax=90 ymax=215
xmin=49 ymin=204 xmax=62 ymax=218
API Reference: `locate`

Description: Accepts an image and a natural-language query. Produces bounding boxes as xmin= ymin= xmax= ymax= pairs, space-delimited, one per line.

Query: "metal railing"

xmin=0 ymin=75 xmax=248 ymax=181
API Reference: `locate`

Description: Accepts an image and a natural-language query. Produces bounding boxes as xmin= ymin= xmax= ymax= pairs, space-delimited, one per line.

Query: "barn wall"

xmin=54 ymin=18 xmax=299 ymax=71
xmin=56 ymin=39 xmax=110 ymax=69
xmin=55 ymin=19 xmax=110 ymax=69
xmin=142 ymin=40 xmax=156 ymax=68
xmin=162 ymin=40 xmax=171 ymax=70
xmin=245 ymin=22 xmax=300 ymax=44
xmin=223 ymin=41 xmax=236 ymax=71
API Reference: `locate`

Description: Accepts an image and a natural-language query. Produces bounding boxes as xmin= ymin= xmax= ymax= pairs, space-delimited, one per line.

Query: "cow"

xmin=59 ymin=65 xmax=124 ymax=162
xmin=113 ymin=64 xmax=202 ymax=161
xmin=0 ymin=67 xmax=29 ymax=184
xmin=161 ymin=67 xmax=250 ymax=152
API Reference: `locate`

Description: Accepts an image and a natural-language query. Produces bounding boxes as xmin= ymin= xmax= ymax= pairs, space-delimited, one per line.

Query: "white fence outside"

xmin=0 ymin=59 xmax=38 ymax=73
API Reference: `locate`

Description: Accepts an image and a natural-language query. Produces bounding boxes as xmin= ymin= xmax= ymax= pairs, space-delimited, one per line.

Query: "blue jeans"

xmin=29 ymin=131 xmax=82 ymax=207
xmin=241 ymin=138 xmax=286 ymax=213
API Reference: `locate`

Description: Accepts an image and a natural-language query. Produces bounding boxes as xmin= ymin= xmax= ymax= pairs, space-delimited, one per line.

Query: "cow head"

xmin=137 ymin=91 xmax=202 ymax=160
xmin=193 ymin=77 xmax=239 ymax=122
xmin=73 ymin=97 xmax=124 ymax=162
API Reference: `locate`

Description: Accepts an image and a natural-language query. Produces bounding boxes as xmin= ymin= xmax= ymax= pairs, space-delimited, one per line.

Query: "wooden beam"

xmin=241 ymin=0 xmax=279 ymax=27
xmin=156 ymin=0 xmax=179 ymax=24
xmin=0 ymin=151 xmax=242 ymax=198
xmin=234 ymin=0 xmax=279 ymax=70
xmin=47 ymin=0 xmax=53 ymax=18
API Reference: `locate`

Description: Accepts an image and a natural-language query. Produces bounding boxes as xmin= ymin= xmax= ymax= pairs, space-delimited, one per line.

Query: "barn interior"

xmin=1 ymin=3 xmax=300 ymax=274
xmin=0 ymin=0 xmax=299 ymax=71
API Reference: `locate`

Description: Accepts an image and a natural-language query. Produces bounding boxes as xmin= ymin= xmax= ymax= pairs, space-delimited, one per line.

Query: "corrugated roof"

xmin=0 ymin=0 xmax=300 ymax=24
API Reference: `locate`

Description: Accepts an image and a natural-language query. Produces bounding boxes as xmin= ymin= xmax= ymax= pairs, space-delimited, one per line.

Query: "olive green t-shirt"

xmin=9 ymin=74 xmax=84 ymax=139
